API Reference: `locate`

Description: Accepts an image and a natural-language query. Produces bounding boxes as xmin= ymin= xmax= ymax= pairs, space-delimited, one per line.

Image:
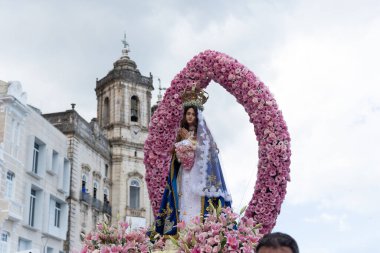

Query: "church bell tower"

xmin=95 ymin=35 xmax=154 ymax=227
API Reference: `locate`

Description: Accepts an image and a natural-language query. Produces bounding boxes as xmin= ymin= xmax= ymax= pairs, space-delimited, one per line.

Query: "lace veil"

xmin=188 ymin=110 xmax=232 ymax=202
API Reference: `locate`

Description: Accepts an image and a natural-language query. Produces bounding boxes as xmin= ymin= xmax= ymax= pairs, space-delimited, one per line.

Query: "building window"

xmin=54 ymin=202 xmax=61 ymax=228
xmin=103 ymin=188 xmax=109 ymax=203
xmin=32 ymin=142 xmax=39 ymax=174
xmin=103 ymin=97 xmax=110 ymax=126
xmin=129 ymin=179 xmax=140 ymax=209
xmin=46 ymin=247 xmax=53 ymax=253
xmin=131 ymin=96 xmax=139 ymax=122
xmin=0 ymin=231 xmax=9 ymax=253
xmin=29 ymin=189 xmax=36 ymax=227
xmin=93 ymin=181 xmax=98 ymax=199
xmin=105 ymin=164 xmax=109 ymax=178
xmin=28 ymin=137 xmax=46 ymax=176
xmin=5 ymin=171 xmax=14 ymax=199
xmin=81 ymin=174 xmax=87 ymax=193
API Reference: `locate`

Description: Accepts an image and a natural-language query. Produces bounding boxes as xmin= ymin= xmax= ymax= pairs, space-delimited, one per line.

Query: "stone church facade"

xmin=95 ymin=44 xmax=154 ymax=228
xmin=43 ymin=109 xmax=112 ymax=252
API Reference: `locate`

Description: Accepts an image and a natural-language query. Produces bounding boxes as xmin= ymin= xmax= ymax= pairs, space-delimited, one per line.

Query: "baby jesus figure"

xmin=174 ymin=138 xmax=196 ymax=170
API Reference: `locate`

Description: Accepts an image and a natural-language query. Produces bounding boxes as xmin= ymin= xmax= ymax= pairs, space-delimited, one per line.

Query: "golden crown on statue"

xmin=181 ymin=86 xmax=209 ymax=110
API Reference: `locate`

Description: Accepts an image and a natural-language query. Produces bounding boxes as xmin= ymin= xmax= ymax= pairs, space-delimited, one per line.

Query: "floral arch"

xmin=144 ymin=50 xmax=291 ymax=234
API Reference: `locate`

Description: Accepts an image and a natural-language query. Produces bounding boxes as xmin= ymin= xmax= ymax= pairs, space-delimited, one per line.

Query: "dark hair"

xmin=180 ymin=105 xmax=198 ymax=131
xmin=256 ymin=232 xmax=299 ymax=253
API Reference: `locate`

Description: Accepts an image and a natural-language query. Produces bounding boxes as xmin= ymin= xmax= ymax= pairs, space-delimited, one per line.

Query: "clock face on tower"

xmin=131 ymin=125 xmax=141 ymax=141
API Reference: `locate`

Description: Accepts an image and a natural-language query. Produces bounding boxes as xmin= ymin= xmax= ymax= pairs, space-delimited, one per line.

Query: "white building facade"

xmin=0 ymin=81 xmax=70 ymax=253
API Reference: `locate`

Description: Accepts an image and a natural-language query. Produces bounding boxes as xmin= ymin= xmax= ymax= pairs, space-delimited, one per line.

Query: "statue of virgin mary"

xmin=154 ymin=88 xmax=232 ymax=236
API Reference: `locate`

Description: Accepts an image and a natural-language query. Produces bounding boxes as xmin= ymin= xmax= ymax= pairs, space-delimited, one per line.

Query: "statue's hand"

xmin=179 ymin=128 xmax=189 ymax=139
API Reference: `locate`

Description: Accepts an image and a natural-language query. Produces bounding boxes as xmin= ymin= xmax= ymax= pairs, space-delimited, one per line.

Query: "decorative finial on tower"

xmin=71 ymin=103 xmax=76 ymax=110
xmin=121 ymin=32 xmax=130 ymax=56
xmin=157 ymin=78 xmax=167 ymax=103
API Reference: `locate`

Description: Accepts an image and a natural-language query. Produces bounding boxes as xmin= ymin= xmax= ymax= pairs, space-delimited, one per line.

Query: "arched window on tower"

xmin=103 ymin=97 xmax=110 ymax=126
xmin=129 ymin=179 xmax=140 ymax=209
xmin=131 ymin=96 xmax=139 ymax=122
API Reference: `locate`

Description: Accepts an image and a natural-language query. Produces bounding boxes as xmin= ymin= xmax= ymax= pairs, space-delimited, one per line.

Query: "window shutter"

xmin=25 ymin=136 xmax=35 ymax=172
xmin=23 ymin=182 xmax=31 ymax=223
xmin=45 ymin=147 xmax=52 ymax=172
xmin=57 ymin=155 xmax=64 ymax=190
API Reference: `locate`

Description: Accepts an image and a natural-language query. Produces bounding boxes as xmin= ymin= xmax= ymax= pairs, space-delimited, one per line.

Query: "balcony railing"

xmin=80 ymin=191 xmax=112 ymax=215
xmin=103 ymin=203 xmax=112 ymax=215
xmin=92 ymin=198 xmax=102 ymax=210
xmin=127 ymin=208 xmax=146 ymax=217
xmin=80 ymin=192 xmax=91 ymax=205
xmin=8 ymin=200 xmax=23 ymax=221
xmin=0 ymin=199 xmax=23 ymax=222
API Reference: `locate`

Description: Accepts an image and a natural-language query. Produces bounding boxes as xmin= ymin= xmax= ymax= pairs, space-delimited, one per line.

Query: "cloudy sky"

xmin=1 ymin=0 xmax=380 ymax=252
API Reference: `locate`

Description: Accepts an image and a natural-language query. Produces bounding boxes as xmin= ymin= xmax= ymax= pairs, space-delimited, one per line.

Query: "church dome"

xmin=96 ymin=36 xmax=153 ymax=91
xmin=113 ymin=47 xmax=138 ymax=70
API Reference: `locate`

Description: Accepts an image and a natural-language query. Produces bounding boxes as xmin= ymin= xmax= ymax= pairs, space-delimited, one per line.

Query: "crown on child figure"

xmin=181 ymin=86 xmax=209 ymax=110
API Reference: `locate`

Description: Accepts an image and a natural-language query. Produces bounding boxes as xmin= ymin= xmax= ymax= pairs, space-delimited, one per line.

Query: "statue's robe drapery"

xmin=154 ymin=154 xmax=231 ymax=236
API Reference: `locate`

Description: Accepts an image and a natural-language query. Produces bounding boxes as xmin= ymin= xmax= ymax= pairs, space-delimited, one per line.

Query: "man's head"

xmin=256 ymin=232 xmax=299 ymax=253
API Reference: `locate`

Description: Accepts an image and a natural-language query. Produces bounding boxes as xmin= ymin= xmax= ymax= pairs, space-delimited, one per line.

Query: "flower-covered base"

xmin=169 ymin=201 xmax=262 ymax=252
xmin=80 ymin=201 xmax=262 ymax=252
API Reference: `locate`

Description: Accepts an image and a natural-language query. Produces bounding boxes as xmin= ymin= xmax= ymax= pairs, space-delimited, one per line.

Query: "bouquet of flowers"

xmin=174 ymin=139 xmax=196 ymax=170
xmin=80 ymin=218 xmax=165 ymax=253
xmin=169 ymin=201 xmax=262 ymax=253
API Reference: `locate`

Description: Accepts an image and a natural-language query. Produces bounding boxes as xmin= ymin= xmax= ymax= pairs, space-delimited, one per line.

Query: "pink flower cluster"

xmin=144 ymin=50 xmax=291 ymax=234
xmin=80 ymin=221 xmax=164 ymax=253
xmin=175 ymin=140 xmax=196 ymax=170
xmin=172 ymin=202 xmax=262 ymax=253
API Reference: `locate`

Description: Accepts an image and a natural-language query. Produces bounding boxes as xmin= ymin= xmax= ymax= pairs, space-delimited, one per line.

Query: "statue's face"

xmin=185 ymin=108 xmax=196 ymax=126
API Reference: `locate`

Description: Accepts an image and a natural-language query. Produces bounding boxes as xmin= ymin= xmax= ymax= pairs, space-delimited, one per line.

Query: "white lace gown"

xmin=175 ymin=133 xmax=202 ymax=224
xmin=178 ymin=165 xmax=201 ymax=224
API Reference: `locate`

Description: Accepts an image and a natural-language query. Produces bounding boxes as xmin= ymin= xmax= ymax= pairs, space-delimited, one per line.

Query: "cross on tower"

xmin=121 ymin=33 xmax=130 ymax=54
xmin=157 ymin=78 xmax=167 ymax=103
